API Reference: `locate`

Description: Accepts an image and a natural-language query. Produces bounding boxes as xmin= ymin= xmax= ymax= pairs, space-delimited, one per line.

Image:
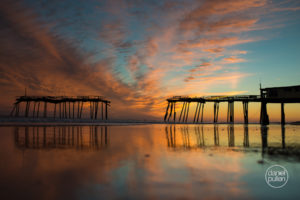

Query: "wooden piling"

xmin=90 ymin=101 xmax=92 ymax=119
xmin=281 ymin=103 xmax=285 ymax=125
xmin=64 ymin=102 xmax=67 ymax=118
xmin=33 ymin=102 xmax=36 ymax=118
xmin=25 ymin=101 xmax=30 ymax=117
xmin=173 ymin=103 xmax=176 ymax=122
xmin=102 ymin=102 xmax=104 ymax=120
xmin=164 ymin=102 xmax=170 ymax=122
xmin=200 ymin=103 xmax=204 ymax=123
xmin=193 ymin=102 xmax=199 ymax=123
xmin=77 ymin=102 xmax=80 ymax=118
xmin=260 ymin=101 xmax=269 ymax=125
xmin=59 ymin=103 xmax=61 ymax=119
xmin=44 ymin=102 xmax=47 ymax=118
xmin=80 ymin=102 xmax=83 ymax=118
xmin=69 ymin=102 xmax=71 ymax=119
xmin=37 ymin=102 xmax=40 ymax=118
xmin=243 ymin=101 xmax=249 ymax=124
xmin=179 ymin=102 xmax=186 ymax=122
xmin=95 ymin=102 xmax=98 ymax=119
xmin=54 ymin=103 xmax=56 ymax=119
xmin=196 ymin=103 xmax=201 ymax=123
xmin=105 ymin=103 xmax=108 ymax=120
xmin=185 ymin=102 xmax=190 ymax=123
xmin=227 ymin=101 xmax=234 ymax=123
xmin=213 ymin=102 xmax=219 ymax=123
xmin=168 ymin=102 xmax=173 ymax=122
xmin=73 ymin=102 xmax=75 ymax=119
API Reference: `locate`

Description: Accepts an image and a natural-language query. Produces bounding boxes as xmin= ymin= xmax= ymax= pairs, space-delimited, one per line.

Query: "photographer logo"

xmin=265 ymin=165 xmax=288 ymax=188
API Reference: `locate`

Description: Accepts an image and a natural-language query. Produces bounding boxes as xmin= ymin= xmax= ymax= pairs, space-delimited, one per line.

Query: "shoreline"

xmin=0 ymin=117 xmax=299 ymax=126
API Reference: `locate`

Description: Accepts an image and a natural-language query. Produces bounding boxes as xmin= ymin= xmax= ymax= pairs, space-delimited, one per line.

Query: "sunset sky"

xmin=0 ymin=0 xmax=300 ymax=121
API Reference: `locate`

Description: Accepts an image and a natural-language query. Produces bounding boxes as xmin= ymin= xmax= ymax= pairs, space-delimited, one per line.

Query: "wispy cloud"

xmin=222 ymin=56 xmax=246 ymax=64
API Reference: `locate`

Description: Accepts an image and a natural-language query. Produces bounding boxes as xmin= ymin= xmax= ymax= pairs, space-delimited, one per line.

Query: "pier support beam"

xmin=167 ymin=102 xmax=174 ymax=122
xmin=90 ymin=102 xmax=93 ymax=119
xmin=54 ymin=103 xmax=56 ymax=119
xmin=242 ymin=101 xmax=249 ymax=124
xmin=185 ymin=102 xmax=190 ymax=123
xmin=173 ymin=103 xmax=176 ymax=122
xmin=213 ymin=102 xmax=219 ymax=123
xmin=105 ymin=103 xmax=108 ymax=120
xmin=33 ymin=102 xmax=36 ymax=118
xmin=73 ymin=102 xmax=75 ymax=119
xmin=227 ymin=101 xmax=234 ymax=123
xmin=164 ymin=102 xmax=170 ymax=122
xmin=260 ymin=101 xmax=269 ymax=125
xmin=37 ymin=102 xmax=40 ymax=118
xmin=95 ymin=102 xmax=98 ymax=119
xmin=25 ymin=101 xmax=30 ymax=117
xmin=281 ymin=103 xmax=285 ymax=125
xmin=179 ymin=102 xmax=186 ymax=123
xmin=77 ymin=102 xmax=80 ymax=118
xmin=80 ymin=102 xmax=83 ymax=119
xmin=102 ymin=102 xmax=104 ymax=120
xmin=59 ymin=103 xmax=62 ymax=119
xmin=182 ymin=102 xmax=188 ymax=123
xmin=195 ymin=102 xmax=205 ymax=123
xmin=193 ymin=102 xmax=200 ymax=123
xmin=44 ymin=102 xmax=47 ymax=118
xmin=69 ymin=102 xmax=71 ymax=119
xmin=200 ymin=103 xmax=204 ymax=123
xmin=64 ymin=102 xmax=67 ymax=118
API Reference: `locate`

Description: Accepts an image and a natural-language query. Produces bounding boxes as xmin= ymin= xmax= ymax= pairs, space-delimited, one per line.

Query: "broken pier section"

xmin=10 ymin=96 xmax=110 ymax=120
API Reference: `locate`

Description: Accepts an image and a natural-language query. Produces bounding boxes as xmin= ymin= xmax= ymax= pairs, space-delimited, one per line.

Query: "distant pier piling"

xmin=164 ymin=85 xmax=300 ymax=125
xmin=10 ymin=96 xmax=111 ymax=120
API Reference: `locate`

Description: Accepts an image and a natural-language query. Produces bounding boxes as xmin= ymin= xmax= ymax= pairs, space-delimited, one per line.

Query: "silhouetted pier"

xmin=10 ymin=96 xmax=110 ymax=120
xmin=164 ymin=85 xmax=300 ymax=125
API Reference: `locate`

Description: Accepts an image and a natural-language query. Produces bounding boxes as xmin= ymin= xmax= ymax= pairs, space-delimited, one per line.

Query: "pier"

xmin=164 ymin=85 xmax=300 ymax=125
xmin=10 ymin=96 xmax=110 ymax=120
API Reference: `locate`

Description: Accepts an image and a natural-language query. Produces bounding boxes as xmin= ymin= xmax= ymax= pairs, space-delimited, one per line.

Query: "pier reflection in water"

xmin=1 ymin=124 xmax=300 ymax=199
xmin=165 ymin=125 xmax=300 ymax=161
xmin=14 ymin=126 xmax=108 ymax=150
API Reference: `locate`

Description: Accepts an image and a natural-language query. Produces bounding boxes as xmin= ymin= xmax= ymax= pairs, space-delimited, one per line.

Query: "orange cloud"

xmin=222 ymin=56 xmax=246 ymax=64
xmin=203 ymin=47 xmax=224 ymax=53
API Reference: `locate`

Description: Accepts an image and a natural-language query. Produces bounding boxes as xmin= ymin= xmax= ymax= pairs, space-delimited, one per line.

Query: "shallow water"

xmin=0 ymin=124 xmax=300 ymax=199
